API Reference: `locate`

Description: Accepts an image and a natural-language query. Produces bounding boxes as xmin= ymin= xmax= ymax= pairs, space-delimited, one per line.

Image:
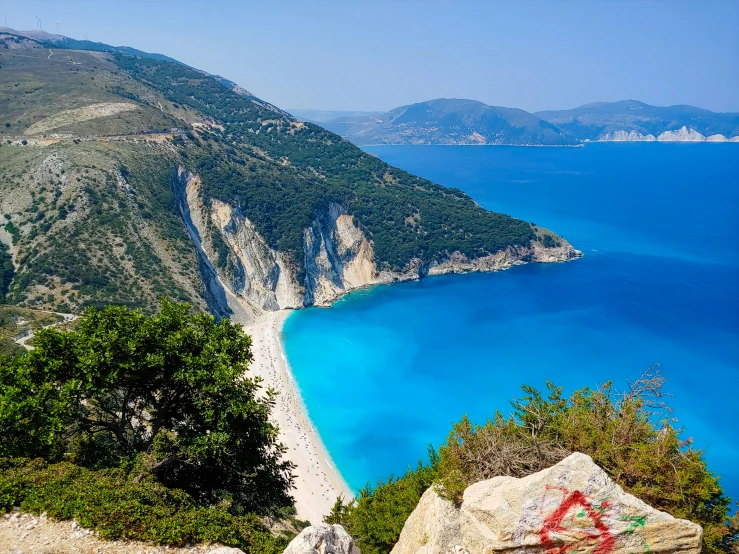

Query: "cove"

xmin=282 ymin=143 xmax=739 ymax=500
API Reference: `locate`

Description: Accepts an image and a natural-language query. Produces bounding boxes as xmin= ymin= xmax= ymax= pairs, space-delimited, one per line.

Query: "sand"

xmin=242 ymin=310 xmax=354 ymax=524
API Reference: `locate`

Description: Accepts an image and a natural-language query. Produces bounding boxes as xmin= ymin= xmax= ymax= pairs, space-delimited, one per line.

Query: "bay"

xmin=283 ymin=143 xmax=739 ymax=500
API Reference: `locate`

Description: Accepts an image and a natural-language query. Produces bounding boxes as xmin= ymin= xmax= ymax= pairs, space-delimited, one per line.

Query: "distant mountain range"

xmin=295 ymin=99 xmax=739 ymax=146
xmin=307 ymin=99 xmax=576 ymax=146
xmin=536 ymin=100 xmax=739 ymax=142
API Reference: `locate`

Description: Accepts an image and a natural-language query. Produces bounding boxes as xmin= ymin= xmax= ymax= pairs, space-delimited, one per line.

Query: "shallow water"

xmin=283 ymin=143 xmax=739 ymax=500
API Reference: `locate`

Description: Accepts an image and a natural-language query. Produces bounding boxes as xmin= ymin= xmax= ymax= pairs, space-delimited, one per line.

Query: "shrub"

xmin=0 ymin=299 xmax=295 ymax=517
xmin=0 ymin=457 xmax=287 ymax=553
xmin=326 ymin=450 xmax=439 ymax=554
xmin=329 ymin=371 xmax=735 ymax=554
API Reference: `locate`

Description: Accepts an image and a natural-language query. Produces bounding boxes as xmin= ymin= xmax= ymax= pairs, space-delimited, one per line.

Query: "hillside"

xmin=319 ymin=99 xmax=576 ymax=145
xmin=536 ymin=100 xmax=739 ymax=142
xmin=0 ymin=34 xmax=579 ymax=320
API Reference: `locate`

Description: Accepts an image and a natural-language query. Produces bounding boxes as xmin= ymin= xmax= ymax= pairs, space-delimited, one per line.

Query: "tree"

xmin=0 ymin=299 xmax=294 ymax=516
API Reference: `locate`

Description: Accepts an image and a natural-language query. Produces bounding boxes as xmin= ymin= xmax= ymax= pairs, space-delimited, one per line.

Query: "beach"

xmin=242 ymin=310 xmax=354 ymax=524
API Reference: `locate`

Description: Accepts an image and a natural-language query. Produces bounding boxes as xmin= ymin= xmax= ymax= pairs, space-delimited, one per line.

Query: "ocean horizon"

xmin=283 ymin=143 xmax=738 ymax=501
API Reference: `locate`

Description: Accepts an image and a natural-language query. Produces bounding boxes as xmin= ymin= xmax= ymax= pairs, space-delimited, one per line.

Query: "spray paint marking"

xmin=539 ymin=486 xmax=615 ymax=554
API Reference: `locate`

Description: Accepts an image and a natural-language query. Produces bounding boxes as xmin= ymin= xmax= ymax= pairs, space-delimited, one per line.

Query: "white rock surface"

xmin=177 ymin=167 xmax=581 ymax=316
xmin=283 ymin=523 xmax=360 ymax=554
xmin=207 ymin=548 xmax=246 ymax=554
xmin=391 ymin=453 xmax=702 ymax=554
xmin=599 ymin=130 xmax=656 ymax=142
xmin=657 ymin=126 xmax=705 ymax=142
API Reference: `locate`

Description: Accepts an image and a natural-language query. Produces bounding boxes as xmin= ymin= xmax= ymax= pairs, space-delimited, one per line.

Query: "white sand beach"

xmin=242 ymin=310 xmax=354 ymax=524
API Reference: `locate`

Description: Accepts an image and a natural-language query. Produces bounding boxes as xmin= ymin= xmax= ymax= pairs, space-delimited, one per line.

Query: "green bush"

xmin=0 ymin=457 xmax=287 ymax=553
xmin=0 ymin=242 xmax=13 ymax=300
xmin=0 ymin=300 xmax=295 ymax=517
xmin=329 ymin=372 xmax=735 ymax=554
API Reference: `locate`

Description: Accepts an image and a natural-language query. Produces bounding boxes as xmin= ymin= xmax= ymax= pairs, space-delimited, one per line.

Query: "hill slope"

xmin=536 ymin=100 xmax=739 ymax=141
xmin=320 ymin=99 xmax=576 ymax=146
xmin=0 ymin=37 xmax=579 ymax=320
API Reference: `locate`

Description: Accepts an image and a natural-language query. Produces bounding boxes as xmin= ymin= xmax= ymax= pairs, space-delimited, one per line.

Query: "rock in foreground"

xmin=284 ymin=523 xmax=360 ymax=554
xmin=391 ymin=452 xmax=702 ymax=554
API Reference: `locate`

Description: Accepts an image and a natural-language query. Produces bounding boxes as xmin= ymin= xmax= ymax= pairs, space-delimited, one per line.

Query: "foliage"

xmin=326 ymin=449 xmax=439 ymax=554
xmin=5 ymin=144 xmax=202 ymax=312
xmin=0 ymin=457 xmax=287 ymax=553
xmin=329 ymin=372 xmax=735 ymax=554
xmin=0 ymin=242 xmax=13 ymax=300
xmin=112 ymin=55 xmax=537 ymax=271
xmin=0 ymin=299 xmax=294 ymax=517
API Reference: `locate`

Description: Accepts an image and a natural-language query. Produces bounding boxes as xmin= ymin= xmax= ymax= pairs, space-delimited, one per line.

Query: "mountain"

xmin=535 ymin=100 xmax=739 ymax=142
xmin=0 ymin=33 xmax=578 ymax=319
xmin=319 ymin=99 xmax=576 ymax=145
xmin=288 ymin=109 xmax=384 ymax=123
xmin=0 ymin=27 xmax=253 ymax=96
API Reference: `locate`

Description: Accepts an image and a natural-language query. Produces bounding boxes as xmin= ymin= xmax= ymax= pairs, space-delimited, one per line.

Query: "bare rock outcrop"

xmin=391 ymin=453 xmax=702 ymax=554
xmin=283 ymin=523 xmax=360 ymax=554
xmin=176 ymin=167 xmax=582 ymax=317
xmin=657 ymin=126 xmax=705 ymax=142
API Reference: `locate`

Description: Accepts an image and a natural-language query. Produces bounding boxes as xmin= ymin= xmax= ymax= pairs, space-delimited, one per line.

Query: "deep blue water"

xmin=282 ymin=144 xmax=739 ymax=501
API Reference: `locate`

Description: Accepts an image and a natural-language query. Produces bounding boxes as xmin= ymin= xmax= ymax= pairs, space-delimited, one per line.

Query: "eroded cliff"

xmin=175 ymin=168 xmax=582 ymax=319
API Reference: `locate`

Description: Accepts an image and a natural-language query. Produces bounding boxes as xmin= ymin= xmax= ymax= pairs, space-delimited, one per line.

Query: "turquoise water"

xmin=282 ymin=144 xmax=739 ymax=500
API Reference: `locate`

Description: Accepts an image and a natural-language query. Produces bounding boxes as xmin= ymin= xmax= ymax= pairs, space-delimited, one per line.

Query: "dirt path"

xmin=14 ymin=312 xmax=76 ymax=351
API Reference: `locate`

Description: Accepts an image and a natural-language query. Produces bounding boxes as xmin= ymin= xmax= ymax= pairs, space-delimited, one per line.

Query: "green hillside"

xmin=0 ymin=39 xmax=557 ymax=313
xmin=319 ymin=98 xmax=576 ymax=145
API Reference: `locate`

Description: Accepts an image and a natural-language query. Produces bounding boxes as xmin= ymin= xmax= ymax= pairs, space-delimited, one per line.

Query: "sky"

xmin=3 ymin=0 xmax=738 ymax=113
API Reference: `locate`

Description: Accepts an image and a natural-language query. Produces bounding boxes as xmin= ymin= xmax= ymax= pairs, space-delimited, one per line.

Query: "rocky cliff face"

xmin=390 ymin=453 xmax=702 ymax=554
xmin=599 ymin=126 xmax=739 ymax=143
xmin=175 ymin=167 xmax=582 ymax=319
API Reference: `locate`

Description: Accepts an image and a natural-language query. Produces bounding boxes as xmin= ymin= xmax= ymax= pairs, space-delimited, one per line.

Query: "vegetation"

xmin=0 ymin=305 xmax=63 ymax=357
xmin=0 ymin=141 xmax=205 ymax=313
xmin=0 ymin=458 xmax=287 ymax=552
xmin=1 ymin=46 xmax=548 ymax=312
xmin=327 ymin=371 xmax=736 ymax=554
xmin=112 ymin=55 xmax=537 ymax=271
xmin=0 ymin=300 xmax=297 ymax=549
xmin=325 ymin=450 xmax=439 ymax=554
xmin=0 ymin=242 xmax=13 ymax=299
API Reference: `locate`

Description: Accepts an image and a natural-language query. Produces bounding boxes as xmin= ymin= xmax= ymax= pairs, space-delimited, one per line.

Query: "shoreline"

xmin=242 ymin=310 xmax=353 ymax=524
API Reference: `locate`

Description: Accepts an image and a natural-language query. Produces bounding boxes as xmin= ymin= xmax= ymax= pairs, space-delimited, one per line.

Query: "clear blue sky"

xmin=4 ymin=0 xmax=738 ymax=113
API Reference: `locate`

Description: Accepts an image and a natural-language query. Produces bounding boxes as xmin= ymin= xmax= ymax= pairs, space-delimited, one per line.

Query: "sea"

xmin=282 ymin=143 xmax=739 ymax=501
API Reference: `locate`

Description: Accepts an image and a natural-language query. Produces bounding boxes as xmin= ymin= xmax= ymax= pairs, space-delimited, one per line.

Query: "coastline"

xmin=242 ymin=310 xmax=353 ymax=524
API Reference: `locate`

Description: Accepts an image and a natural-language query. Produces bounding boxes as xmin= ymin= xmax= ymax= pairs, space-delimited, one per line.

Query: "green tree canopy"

xmin=0 ymin=299 xmax=294 ymax=516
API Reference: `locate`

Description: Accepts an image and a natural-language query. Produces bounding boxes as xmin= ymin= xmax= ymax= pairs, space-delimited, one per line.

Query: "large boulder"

xmin=391 ymin=452 xmax=702 ymax=554
xmin=284 ymin=523 xmax=361 ymax=554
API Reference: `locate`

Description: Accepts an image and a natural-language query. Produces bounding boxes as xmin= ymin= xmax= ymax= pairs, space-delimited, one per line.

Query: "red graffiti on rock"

xmin=539 ymin=486 xmax=616 ymax=554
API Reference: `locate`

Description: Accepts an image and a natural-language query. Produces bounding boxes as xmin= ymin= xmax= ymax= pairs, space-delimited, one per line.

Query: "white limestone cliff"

xmin=599 ymin=126 xmax=738 ymax=143
xmin=600 ymin=130 xmax=657 ymax=142
xmin=175 ymin=167 xmax=582 ymax=318
xmin=657 ymin=126 xmax=705 ymax=142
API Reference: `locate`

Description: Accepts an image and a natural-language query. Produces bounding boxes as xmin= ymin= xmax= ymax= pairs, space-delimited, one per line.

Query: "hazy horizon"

xmin=3 ymin=0 xmax=738 ymax=113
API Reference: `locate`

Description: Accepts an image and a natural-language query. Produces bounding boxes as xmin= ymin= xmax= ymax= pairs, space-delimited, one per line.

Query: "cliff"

xmin=599 ymin=126 xmax=739 ymax=143
xmin=2 ymin=46 xmax=576 ymax=314
xmin=175 ymin=168 xmax=581 ymax=318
